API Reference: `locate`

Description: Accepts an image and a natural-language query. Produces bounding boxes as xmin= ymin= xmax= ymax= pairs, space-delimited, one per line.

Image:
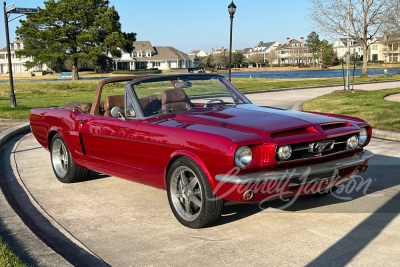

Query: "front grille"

xmin=276 ymin=133 xmax=356 ymax=162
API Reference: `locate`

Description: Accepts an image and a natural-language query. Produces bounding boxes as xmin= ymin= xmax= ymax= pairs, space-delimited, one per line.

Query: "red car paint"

xmin=30 ymin=75 xmax=373 ymax=203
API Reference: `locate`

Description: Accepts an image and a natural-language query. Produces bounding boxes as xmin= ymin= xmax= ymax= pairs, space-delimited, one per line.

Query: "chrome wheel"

xmin=170 ymin=166 xmax=203 ymax=222
xmin=51 ymin=139 xmax=69 ymax=178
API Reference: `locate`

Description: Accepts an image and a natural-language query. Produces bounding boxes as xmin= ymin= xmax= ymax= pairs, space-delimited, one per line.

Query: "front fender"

xmin=166 ymin=150 xmax=217 ymax=189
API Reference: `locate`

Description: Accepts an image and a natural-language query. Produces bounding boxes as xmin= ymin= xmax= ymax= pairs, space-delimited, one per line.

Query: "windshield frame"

xmin=124 ymin=74 xmax=252 ymax=119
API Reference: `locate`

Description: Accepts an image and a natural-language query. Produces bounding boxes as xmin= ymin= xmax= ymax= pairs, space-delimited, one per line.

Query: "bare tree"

xmin=288 ymin=48 xmax=300 ymax=66
xmin=265 ymin=50 xmax=279 ymax=67
xmin=248 ymin=53 xmax=264 ymax=68
xmin=309 ymin=0 xmax=398 ymax=76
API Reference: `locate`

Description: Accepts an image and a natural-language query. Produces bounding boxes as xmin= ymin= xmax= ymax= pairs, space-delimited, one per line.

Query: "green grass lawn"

xmin=303 ymin=88 xmax=400 ymax=132
xmin=1 ymin=74 xmax=400 ymax=119
xmin=0 ymin=236 xmax=28 ymax=267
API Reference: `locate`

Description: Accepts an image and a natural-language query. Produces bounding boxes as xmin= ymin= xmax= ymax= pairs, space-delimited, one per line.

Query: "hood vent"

xmin=202 ymin=111 xmax=236 ymax=119
xmin=321 ymin=122 xmax=351 ymax=131
xmin=271 ymin=127 xmax=318 ymax=139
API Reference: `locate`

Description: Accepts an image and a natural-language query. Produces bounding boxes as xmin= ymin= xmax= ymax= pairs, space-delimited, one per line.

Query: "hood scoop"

xmin=271 ymin=126 xmax=319 ymax=139
xmin=201 ymin=111 xmax=236 ymax=119
xmin=321 ymin=122 xmax=352 ymax=131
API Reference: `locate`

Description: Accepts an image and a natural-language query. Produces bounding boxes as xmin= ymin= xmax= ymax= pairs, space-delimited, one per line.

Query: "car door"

xmin=77 ymin=93 xmax=143 ymax=180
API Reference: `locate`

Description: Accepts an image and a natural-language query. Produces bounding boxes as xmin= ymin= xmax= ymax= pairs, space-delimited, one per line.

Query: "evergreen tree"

xmin=320 ymin=40 xmax=335 ymax=69
xmin=16 ymin=0 xmax=135 ymax=80
xmin=306 ymin=31 xmax=321 ymax=66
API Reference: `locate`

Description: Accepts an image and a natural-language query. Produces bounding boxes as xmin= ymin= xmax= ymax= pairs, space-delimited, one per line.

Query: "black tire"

xmin=50 ymin=133 xmax=91 ymax=183
xmin=167 ymin=157 xmax=224 ymax=228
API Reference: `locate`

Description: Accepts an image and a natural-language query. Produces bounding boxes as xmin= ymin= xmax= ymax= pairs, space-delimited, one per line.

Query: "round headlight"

xmin=277 ymin=145 xmax=292 ymax=161
xmin=359 ymin=127 xmax=368 ymax=146
xmin=347 ymin=135 xmax=359 ymax=149
xmin=234 ymin=146 xmax=253 ymax=169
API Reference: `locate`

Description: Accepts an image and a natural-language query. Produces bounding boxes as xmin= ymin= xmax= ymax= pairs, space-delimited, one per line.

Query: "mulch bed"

xmin=331 ymin=89 xmax=368 ymax=95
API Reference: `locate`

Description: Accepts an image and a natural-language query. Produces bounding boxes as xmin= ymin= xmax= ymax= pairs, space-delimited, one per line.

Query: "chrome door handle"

xmin=77 ymin=119 xmax=87 ymax=123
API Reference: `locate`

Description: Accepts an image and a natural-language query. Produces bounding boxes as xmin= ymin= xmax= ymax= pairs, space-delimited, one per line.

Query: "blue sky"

xmin=1 ymin=0 xmax=325 ymax=53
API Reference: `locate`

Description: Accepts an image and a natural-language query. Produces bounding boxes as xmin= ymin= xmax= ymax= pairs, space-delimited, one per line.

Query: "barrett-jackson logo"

xmin=309 ymin=140 xmax=335 ymax=155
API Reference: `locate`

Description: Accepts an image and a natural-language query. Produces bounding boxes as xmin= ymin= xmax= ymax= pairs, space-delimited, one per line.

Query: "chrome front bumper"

xmin=215 ymin=150 xmax=374 ymax=185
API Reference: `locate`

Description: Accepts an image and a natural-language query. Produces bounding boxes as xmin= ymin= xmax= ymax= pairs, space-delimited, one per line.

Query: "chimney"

xmin=300 ymin=37 xmax=304 ymax=44
xmin=286 ymin=38 xmax=290 ymax=45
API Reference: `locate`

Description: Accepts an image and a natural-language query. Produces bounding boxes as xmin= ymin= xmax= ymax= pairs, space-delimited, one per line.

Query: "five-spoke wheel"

xmin=50 ymin=133 xmax=91 ymax=183
xmin=167 ymin=157 xmax=223 ymax=228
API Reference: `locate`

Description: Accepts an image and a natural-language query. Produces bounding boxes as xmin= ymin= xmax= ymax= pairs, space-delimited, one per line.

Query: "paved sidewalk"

xmin=385 ymin=93 xmax=400 ymax=102
xmin=0 ymin=119 xmax=29 ymax=133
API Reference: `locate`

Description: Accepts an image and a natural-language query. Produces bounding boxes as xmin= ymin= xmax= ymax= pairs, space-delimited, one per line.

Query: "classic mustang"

xmin=30 ymin=74 xmax=373 ymax=228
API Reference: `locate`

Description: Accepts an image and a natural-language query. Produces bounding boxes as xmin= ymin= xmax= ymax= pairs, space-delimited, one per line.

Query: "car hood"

xmin=174 ymin=104 xmax=361 ymax=144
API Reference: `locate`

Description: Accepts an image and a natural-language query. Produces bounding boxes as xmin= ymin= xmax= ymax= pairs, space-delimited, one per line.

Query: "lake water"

xmin=2 ymin=67 xmax=400 ymax=83
xmin=221 ymin=68 xmax=400 ymax=79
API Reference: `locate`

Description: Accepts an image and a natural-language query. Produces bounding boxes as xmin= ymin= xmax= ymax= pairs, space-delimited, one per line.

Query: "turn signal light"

xmin=243 ymin=190 xmax=254 ymax=201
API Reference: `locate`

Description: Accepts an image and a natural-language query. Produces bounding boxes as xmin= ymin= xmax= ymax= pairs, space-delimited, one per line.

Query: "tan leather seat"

xmin=161 ymin=89 xmax=192 ymax=113
xmin=139 ymin=95 xmax=162 ymax=116
xmin=104 ymin=95 xmax=125 ymax=117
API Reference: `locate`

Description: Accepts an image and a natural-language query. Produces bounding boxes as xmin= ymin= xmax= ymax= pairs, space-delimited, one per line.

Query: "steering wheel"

xmin=204 ymin=98 xmax=225 ymax=107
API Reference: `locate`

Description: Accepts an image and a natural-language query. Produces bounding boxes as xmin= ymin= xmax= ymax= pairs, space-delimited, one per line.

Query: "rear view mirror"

xmin=175 ymin=82 xmax=192 ymax=89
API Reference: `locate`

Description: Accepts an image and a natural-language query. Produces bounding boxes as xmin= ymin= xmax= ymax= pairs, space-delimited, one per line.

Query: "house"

xmin=238 ymin=42 xmax=281 ymax=64
xmin=211 ymin=47 xmax=230 ymax=56
xmin=111 ymin=41 xmax=199 ymax=70
xmin=189 ymin=50 xmax=209 ymax=58
xmin=234 ymin=48 xmax=252 ymax=60
xmin=0 ymin=37 xmax=45 ymax=75
xmin=333 ymin=38 xmax=363 ymax=59
xmin=275 ymin=37 xmax=314 ymax=65
xmin=333 ymin=37 xmax=392 ymax=62
xmin=368 ymin=37 xmax=386 ymax=61
xmin=381 ymin=34 xmax=400 ymax=63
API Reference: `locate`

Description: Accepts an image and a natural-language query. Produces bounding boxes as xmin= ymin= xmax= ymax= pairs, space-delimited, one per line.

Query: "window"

xmin=152 ymin=62 xmax=160 ymax=67
xmin=372 ymin=45 xmax=378 ymax=51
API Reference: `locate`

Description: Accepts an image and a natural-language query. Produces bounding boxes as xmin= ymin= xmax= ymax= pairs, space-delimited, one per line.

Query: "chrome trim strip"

xmin=216 ymin=150 xmax=374 ymax=185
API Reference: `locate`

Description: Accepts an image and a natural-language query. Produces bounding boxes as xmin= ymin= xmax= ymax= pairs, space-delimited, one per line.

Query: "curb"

xmin=243 ymin=79 xmax=400 ymax=95
xmin=0 ymin=122 xmax=31 ymax=148
xmin=372 ymin=129 xmax=400 ymax=142
xmin=0 ymin=123 xmax=109 ymax=266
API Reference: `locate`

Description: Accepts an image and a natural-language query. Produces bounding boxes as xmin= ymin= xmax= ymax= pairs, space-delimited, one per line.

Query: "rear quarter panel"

xmin=30 ymin=108 xmax=85 ymax=164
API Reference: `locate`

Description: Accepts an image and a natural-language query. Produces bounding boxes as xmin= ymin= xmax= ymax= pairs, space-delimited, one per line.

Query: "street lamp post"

xmin=228 ymin=1 xmax=236 ymax=82
xmin=3 ymin=2 xmax=39 ymax=107
xmin=3 ymin=1 xmax=16 ymax=107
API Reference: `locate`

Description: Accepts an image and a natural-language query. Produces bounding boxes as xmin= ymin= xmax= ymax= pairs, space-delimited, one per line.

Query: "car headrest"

xmin=161 ymin=89 xmax=188 ymax=104
xmin=104 ymin=95 xmax=124 ymax=111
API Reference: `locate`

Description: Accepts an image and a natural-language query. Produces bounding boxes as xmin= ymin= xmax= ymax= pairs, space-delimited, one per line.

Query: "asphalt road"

xmin=246 ymin=80 xmax=400 ymax=109
xmin=2 ymin=81 xmax=400 ymax=266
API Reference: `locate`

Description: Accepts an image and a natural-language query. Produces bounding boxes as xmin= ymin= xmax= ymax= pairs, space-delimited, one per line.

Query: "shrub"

xmin=112 ymin=69 xmax=161 ymax=74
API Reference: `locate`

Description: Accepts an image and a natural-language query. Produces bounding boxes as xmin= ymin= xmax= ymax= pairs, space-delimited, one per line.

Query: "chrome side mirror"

xmin=111 ymin=106 xmax=126 ymax=121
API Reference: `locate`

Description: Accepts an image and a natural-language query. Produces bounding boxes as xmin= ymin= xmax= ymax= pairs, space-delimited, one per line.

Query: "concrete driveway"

xmin=1 ymin=81 xmax=400 ymax=266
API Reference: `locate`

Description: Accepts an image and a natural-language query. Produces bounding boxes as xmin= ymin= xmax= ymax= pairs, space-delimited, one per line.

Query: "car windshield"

xmin=131 ymin=75 xmax=250 ymax=117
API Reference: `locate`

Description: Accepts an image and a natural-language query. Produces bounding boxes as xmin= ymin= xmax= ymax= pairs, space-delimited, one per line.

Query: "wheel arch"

xmin=47 ymin=128 xmax=72 ymax=153
xmin=165 ymin=151 xmax=216 ymax=189
xmin=47 ymin=130 xmax=59 ymax=150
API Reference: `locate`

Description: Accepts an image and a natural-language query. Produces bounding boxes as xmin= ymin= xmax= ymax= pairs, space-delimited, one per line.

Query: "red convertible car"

xmin=30 ymin=74 xmax=373 ymax=228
